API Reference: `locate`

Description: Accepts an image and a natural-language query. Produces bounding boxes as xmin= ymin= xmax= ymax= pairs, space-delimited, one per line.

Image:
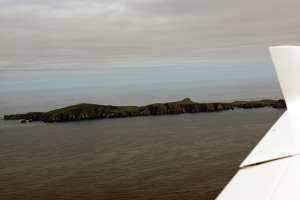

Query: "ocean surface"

xmin=0 ymin=66 xmax=283 ymax=117
xmin=0 ymin=108 xmax=284 ymax=200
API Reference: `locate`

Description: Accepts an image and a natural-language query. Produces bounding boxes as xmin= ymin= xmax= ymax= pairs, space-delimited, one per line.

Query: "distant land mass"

xmin=4 ymin=98 xmax=286 ymax=123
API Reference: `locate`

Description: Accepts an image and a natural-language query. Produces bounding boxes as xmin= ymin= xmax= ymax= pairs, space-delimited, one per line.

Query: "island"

xmin=3 ymin=98 xmax=286 ymax=123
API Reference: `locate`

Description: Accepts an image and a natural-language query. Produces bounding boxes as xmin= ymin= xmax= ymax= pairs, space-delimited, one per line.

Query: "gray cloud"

xmin=0 ymin=0 xmax=300 ymax=70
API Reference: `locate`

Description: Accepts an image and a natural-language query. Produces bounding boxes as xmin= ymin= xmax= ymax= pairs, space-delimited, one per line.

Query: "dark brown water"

xmin=0 ymin=108 xmax=284 ymax=200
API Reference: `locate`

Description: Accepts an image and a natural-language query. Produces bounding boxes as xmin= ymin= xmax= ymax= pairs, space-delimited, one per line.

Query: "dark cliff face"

xmin=272 ymin=99 xmax=286 ymax=108
xmin=3 ymin=99 xmax=286 ymax=123
xmin=4 ymin=112 xmax=45 ymax=121
xmin=146 ymin=100 xmax=229 ymax=115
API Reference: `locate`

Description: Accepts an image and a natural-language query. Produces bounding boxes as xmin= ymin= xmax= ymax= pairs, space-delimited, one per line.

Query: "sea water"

xmin=0 ymin=108 xmax=284 ymax=199
xmin=0 ymin=66 xmax=283 ymax=117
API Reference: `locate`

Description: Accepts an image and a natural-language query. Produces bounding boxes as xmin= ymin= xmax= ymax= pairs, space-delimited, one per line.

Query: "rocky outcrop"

xmin=4 ymin=112 xmax=45 ymax=121
xmin=3 ymin=98 xmax=286 ymax=123
xmin=241 ymin=103 xmax=266 ymax=109
xmin=272 ymin=99 xmax=287 ymax=109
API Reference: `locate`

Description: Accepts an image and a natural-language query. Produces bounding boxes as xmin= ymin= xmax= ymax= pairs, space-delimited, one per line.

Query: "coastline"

xmin=3 ymin=98 xmax=286 ymax=123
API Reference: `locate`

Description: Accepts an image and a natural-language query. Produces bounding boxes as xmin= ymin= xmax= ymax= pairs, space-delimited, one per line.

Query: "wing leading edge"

xmin=217 ymin=46 xmax=300 ymax=200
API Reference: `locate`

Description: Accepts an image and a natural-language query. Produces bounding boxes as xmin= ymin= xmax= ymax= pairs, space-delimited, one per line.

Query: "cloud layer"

xmin=1 ymin=0 xmax=300 ymax=70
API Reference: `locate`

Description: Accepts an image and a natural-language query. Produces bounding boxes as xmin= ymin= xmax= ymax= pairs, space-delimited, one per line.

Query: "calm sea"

xmin=0 ymin=108 xmax=284 ymax=200
xmin=0 ymin=67 xmax=283 ymax=116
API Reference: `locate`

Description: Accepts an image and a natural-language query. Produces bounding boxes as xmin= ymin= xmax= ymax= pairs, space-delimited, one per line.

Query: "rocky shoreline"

xmin=3 ymin=98 xmax=286 ymax=123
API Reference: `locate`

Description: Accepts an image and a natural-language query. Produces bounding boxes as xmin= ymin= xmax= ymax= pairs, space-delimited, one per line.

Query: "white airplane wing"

xmin=217 ymin=46 xmax=300 ymax=200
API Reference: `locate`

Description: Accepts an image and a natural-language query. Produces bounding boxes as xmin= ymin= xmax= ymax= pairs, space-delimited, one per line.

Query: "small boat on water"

xmin=20 ymin=119 xmax=26 ymax=123
xmin=28 ymin=119 xmax=33 ymax=123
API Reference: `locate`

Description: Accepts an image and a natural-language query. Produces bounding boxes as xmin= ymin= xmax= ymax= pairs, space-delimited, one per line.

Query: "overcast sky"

xmin=0 ymin=0 xmax=300 ymax=71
